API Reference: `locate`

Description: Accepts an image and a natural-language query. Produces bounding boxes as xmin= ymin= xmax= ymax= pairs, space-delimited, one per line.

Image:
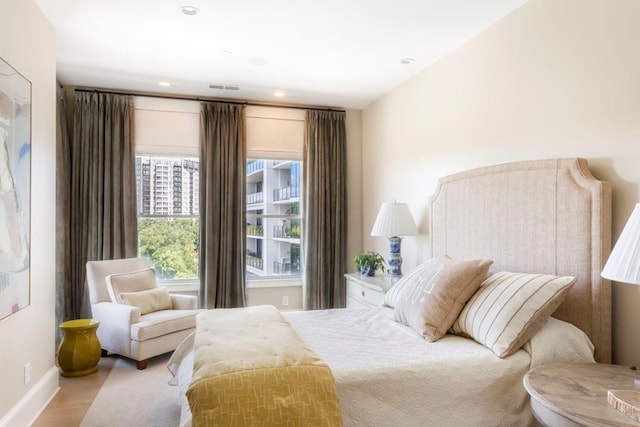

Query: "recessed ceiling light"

xmin=273 ymin=90 xmax=285 ymax=97
xmin=180 ymin=6 xmax=199 ymax=16
xmin=158 ymin=81 xmax=171 ymax=87
xmin=400 ymin=57 xmax=415 ymax=65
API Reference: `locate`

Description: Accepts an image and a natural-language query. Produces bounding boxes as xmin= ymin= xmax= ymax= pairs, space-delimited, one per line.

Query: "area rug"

xmin=80 ymin=353 xmax=181 ymax=427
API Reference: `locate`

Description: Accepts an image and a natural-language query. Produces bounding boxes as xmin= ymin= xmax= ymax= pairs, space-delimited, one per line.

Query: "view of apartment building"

xmin=135 ymin=156 xmax=199 ymax=216
xmin=246 ymin=159 xmax=302 ymax=278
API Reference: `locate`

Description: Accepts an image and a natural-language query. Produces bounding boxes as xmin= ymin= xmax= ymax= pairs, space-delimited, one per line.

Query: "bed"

xmin=169 ymin=157 xmax=611 ymax=426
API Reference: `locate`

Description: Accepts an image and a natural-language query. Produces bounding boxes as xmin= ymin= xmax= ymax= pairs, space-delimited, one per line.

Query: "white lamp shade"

xmin=602 ymin=203 xmax=640 ymax=285
xmin=370 ymin=202 xmax=418 ymax=237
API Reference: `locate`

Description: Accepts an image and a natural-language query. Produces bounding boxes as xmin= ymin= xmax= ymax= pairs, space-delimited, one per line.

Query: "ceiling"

xmin=34 ymin=0 xmax=527 ymax=109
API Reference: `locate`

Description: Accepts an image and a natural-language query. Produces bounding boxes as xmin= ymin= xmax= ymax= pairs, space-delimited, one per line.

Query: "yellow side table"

xmin=57 ymin=319 xmax=101 ymax=377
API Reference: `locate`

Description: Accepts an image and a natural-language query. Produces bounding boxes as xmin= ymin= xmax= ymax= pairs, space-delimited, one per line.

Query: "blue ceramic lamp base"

xmin=387 ymin=236 xmax=403 ymax=276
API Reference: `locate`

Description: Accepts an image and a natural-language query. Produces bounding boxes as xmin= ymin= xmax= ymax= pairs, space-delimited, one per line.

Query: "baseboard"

xmin=0 ymin=366 xmax=59 ymax=427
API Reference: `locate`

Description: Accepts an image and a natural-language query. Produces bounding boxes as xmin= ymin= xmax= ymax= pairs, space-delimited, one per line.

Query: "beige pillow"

xmin=451 ymin=271 xmax=576 ymax=358
xmin=393 ymin=256 xmax=493 ymax=342
xmin=119 ymin=287 xmax=173 ymax=315
xmin=106 ymin=268 xmax=157 ymax=304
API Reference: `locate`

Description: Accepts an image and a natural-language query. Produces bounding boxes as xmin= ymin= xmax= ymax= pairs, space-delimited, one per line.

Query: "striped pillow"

xmin=451 ymin=272 xmax=576 ymax=358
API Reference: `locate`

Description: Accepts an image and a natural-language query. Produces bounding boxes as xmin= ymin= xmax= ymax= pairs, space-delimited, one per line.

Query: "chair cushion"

xmin=131 ymin=309 xmax=198 ymax=342
xmin=106 ymin=268 xmax=157 ymax=303
xmin=119 ymin=287 xmax=173 ymax=315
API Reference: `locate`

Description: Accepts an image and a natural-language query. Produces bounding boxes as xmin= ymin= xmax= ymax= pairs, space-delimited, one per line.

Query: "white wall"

xmin=362 ymin=0 xmax=640 ymax=366
xmin=0 ymin=0 xmax=58 ymax=425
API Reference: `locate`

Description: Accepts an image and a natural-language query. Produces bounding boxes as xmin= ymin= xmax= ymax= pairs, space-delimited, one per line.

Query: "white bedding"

xmin=171 ymin=306 xmax=595 ymax=427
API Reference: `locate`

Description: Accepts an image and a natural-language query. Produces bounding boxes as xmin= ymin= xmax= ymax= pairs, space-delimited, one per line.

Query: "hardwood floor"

xmin=32 ymin=357 xmax=115 ymax=427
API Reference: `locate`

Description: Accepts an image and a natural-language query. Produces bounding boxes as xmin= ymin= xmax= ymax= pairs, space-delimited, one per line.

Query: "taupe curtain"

xmin=63 ymin=91 xmax=137 ymax=318
xmin=303 ymin=110 xmax=347 ymax=310
xmin=199 ymin=102 xmax=246 ymax=308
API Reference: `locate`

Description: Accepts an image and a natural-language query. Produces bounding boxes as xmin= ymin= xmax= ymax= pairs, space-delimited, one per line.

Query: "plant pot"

xmin=360 ymin=265 xmax=375 ymax=277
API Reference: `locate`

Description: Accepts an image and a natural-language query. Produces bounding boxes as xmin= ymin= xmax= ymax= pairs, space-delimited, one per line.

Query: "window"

xmin=133 ymin=99 xmax=303 ymax=291
xmin=135 ymin=155 xmax=199 ymax=281
xmin=246 ymin=159 xmax=302 ymax=279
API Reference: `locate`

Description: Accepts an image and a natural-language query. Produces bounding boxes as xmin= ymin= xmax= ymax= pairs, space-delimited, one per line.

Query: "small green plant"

xmin=353 ymin=251 xmax=385 ymax=276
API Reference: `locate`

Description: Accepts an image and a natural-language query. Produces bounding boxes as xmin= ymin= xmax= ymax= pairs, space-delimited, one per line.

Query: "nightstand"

xmin=344 ymin=273 xmax=397 ymax=308
xmin=524 ymin=362 xmax=640 ymax=426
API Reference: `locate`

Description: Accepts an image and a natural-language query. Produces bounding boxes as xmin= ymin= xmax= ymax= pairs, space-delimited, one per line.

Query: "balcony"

xmin=246 ymin=160 xmax=264 ymax=174
xmin=247 ymin=191 xmax=264 ymax=205
xmin=247 ymin=254 xmax=263 ymax=270
xmin=273 ymin=259 xmax=291 ymax=274
xmin=246 ymin=224 xmax=263 ymax=237
xmin=273 ymin=186 xmax=291 ymax=202
xmin=273 ymin=224 xmax=300 ymax=239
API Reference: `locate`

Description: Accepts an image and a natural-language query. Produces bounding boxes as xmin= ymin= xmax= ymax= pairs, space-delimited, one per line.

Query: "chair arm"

xmin=170 ymin=294 xmax=198 ymax=310
xmin=91 ymin=302 xmax=142 ymax=355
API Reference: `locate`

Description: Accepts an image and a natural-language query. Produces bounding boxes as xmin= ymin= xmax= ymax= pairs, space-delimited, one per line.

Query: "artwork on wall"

xmin=0 ymin=56 xmax=31 ymax=321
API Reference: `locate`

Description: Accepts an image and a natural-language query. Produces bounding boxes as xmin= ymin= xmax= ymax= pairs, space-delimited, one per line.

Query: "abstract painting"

xmin=0 ymin=56 xmax=31 ymax=320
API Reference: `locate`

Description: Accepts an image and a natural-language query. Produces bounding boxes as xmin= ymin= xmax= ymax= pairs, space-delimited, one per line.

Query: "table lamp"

xmin=370 ymin=201 xmax=418 ymax=276
xmin=602 ymin=203 xmax=640 ymax=285
xmin=601 ymin=203 xmax=640 ymax=412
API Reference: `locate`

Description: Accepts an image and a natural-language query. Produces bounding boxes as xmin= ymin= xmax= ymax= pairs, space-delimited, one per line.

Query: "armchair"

xmin=86 ymin=257 xmax=200 ymax=369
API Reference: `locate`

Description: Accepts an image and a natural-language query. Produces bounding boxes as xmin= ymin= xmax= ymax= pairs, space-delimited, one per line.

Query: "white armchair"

xmin=86 ymin=257 xmax=200 ymax=369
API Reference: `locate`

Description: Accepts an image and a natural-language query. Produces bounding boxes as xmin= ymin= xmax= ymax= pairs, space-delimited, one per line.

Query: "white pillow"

xmin=106 ymin=268 xmax=157 ymax=304
xmin=119 ymin=287 xmax=173 ymax=314
xmin=384 ymin=257 xmax=451 ymax=309
xmin=392 ymin=256 xmax=493 ymax=342
xmin=523 ymin=317 xmax=595 ymax=367
xmin=451 ymin=271 xmax=576 ymax=358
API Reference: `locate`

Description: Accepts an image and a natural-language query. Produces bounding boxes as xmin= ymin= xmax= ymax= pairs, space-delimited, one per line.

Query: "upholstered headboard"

xmin=429 ymin=158 xmax=612 ymax=363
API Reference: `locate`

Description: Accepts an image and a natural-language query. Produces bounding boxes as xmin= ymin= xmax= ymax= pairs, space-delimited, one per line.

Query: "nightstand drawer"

xmin=346 ymin=278 xmax=386 ymax=308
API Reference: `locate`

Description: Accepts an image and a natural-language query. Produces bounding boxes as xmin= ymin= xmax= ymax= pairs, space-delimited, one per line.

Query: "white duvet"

xmin=171 ymin=306 xmax=595 ymax=427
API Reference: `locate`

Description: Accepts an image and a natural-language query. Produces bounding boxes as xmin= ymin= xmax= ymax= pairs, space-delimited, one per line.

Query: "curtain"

xmin=303 ymin=110 xmax=347 ymax=310
xmin=199 ymin=102 xmax=246 ymax=308
xmin=64 ymin=91 xmax=137 ymax=318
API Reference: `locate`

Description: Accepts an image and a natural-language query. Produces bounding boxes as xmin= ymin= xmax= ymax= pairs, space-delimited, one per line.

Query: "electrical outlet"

xmin=282 ymin=296 xmax=289 ymax=306
xmin=24 ymin=363 xmax=30 ymax=385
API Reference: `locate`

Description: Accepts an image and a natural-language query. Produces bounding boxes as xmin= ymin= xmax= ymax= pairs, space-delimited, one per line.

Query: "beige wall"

xmin=0 ymin=0 xmax=57 ymax=425
xmin=346 ymin=109 xmax=363 ymax=273
xmin=362 ymin=0 xmax=640 ymax=366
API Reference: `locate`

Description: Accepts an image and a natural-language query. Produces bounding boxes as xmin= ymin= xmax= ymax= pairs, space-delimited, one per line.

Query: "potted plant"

xmin=353 ymin=251 xmax=386 ymax=277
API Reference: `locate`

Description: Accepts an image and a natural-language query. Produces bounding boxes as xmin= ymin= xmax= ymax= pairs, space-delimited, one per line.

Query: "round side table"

xmin=57 ymin=319 xmax=101 ymax=377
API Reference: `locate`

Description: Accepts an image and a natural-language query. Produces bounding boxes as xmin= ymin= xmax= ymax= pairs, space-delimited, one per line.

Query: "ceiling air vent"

xmin=209 ymin=84 xmax=240 ymax=91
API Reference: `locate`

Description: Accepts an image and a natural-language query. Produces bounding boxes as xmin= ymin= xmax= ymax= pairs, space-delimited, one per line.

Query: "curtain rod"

xmin=72 ymin=86 xmax=346 ymax=113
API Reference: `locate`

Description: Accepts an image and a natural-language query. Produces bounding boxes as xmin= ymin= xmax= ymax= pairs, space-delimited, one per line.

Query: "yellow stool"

xmin=57 ymin=319 xmax=101 ymax=377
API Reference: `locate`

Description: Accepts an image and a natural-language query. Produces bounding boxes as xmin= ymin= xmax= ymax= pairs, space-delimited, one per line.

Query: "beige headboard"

xmin=429 ymin=158 xmax=612 ymax=363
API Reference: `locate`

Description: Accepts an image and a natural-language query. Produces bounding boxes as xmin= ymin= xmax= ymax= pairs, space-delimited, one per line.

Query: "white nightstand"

xmin=344 ymin=273 xmax=398 ymax=308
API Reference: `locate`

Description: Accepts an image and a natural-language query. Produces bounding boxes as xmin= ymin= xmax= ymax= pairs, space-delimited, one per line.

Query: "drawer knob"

xmin=361 ymin=290 xmax=365 ymax=297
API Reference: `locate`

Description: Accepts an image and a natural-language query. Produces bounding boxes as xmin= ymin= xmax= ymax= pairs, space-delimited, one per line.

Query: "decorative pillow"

xmin=451 ymin=271 xmax=576 ymax=358
xmin=392 ymin=256 xmax=493 ymax=342
xmin=119 ymin=287 xmax=173 ymax=315
xmin=106 ymin=268 xmax=157 ymax=304
xmin=384 ymin=258 xmax=448 ymax=308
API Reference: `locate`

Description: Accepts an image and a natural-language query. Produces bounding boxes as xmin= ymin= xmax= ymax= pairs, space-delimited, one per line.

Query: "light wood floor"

xmin=32 ymin=357 xmax=115 ymax=427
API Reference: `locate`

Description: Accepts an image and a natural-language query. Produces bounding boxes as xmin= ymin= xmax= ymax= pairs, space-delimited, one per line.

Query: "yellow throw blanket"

xmin=187 ymin=305 xmax=343 ymax=426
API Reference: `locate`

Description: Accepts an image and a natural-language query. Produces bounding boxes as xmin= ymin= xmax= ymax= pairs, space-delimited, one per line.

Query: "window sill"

xmin=161 ymin=277 xmax=302 ymax=293
xmin=247 ymin=277 xmax=302 ymax=289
